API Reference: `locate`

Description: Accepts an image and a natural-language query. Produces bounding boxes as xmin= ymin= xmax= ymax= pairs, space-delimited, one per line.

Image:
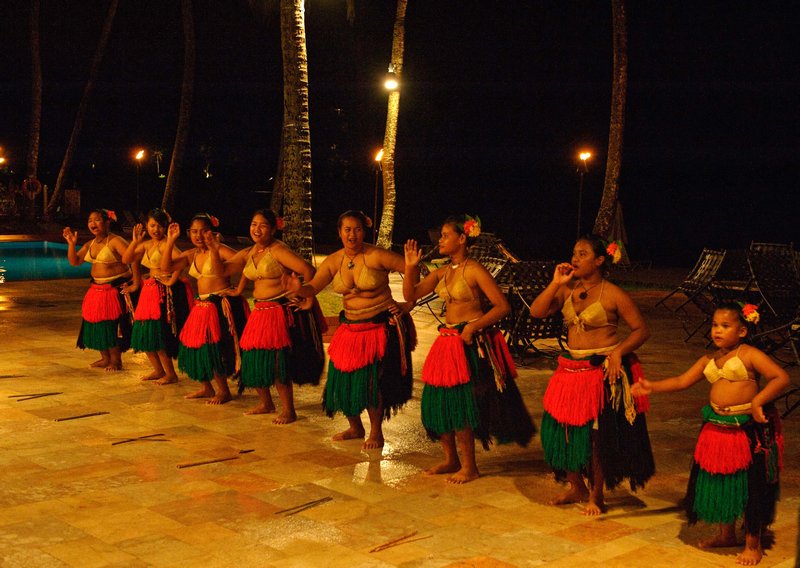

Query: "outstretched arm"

xmin=631 ymin=356 xmax=707 ymax=396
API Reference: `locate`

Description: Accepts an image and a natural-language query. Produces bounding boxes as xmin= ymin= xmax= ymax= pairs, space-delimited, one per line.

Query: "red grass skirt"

xmin=77 ymin=277 xmax=133 ymax=352
xmin=131 ymin=278 xmax=193 ymax=355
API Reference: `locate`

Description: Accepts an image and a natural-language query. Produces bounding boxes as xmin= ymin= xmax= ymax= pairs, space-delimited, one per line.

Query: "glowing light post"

xmin=373 ymin=149 xmax=384 ymax=244
xmin=576 ymin=151 xmax=591 ymax=240
xmin=134 ymin=149 xmax=145 ymax=212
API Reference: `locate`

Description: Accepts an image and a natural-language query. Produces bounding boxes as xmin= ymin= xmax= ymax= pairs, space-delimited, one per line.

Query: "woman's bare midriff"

xmin=710 ymin=379 xmax=759 ymax=410
xmin=91 ymin=262 xmax=128 ymax=280
xmin=566 ymin=326 xmax=618 ymax=351
xmin=197 ymin=276 xmax=231 ymax=296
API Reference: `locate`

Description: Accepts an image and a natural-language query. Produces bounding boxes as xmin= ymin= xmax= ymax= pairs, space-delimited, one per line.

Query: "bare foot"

xmin=425 ymin=461 xmax=461 ymax=475
xmin=362 ymin=435 xmax=385 ymax=450
xmin=550 ymin=486 xmax=589 ymax=506
xmin=698 ymin=533 xmax=739 ymax=549
xmin=207 ymin=392 xmax=233 ymax=405
xmin=105 ymin=362 xmax=123 ymax=372
xmin=736 ymin=545 xmax=763 ymax=565
xmin=185 ymin=386 xmax=215 ymax=399
xmin=90 ymin=358 xmax=110 ymax=368
xmin=273 ymin=411 xmax=297 ymax=424
xmin=446 ymin=467 xmax=480 ymax=484
xmin=332 ymin=426 xmax=365 ymax=441
xmin=141 ymin=371 xmax=165 ymax=381
xmin=244 ymin=403 xmax=277 ymax=415
xmin=155 ymin=374 xmax=179 ymax=385
xmin=581 ymin=498 xmax=607 ymax=516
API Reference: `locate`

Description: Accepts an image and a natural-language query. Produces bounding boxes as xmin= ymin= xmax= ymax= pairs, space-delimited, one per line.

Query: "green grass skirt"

xmin=540 ymin=411 xmax=592 ymax=472
xmin=81 ymin=320 xmax=118 ymax=351
xmin=693 ymin=468 xmax=749 ymax=524
xmin=421 ymin=382 xmax=480 ymax=435
xmin=178 ymin=343 xmax=224 ymax=382
xmin=241 ymin=348 xmax=289 ymax=388
xmin=131 ymin=320 xmax=165 ymax=352
xmin=324 ymin=362 xmax=380 ymax=416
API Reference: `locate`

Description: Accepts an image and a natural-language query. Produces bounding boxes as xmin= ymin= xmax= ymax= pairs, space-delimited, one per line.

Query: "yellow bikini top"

xmin=562 ymin=281 xmax=617 ymax=332
xmin=242 ymin=246 xmax=283 ymax=281
xmin=703 ymin=347 xmax=754 ymax=383
xmin=188 ymin=251 xmax=222 ymax=280
xmin=331 ymin=253 xmax=388 ymax=294
xmin=141 ymin=243 xmax=163 ymax=270
xmin=434 ymin=262 xmax=476 ymax=303
xmin=84 ymin=237 xmax=119 ymax=264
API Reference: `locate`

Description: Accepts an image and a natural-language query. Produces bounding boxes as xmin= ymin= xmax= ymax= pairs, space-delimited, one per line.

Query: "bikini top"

xmin=188 ymin=251 xmax=222 ymax=280
xmin=561 ymin=281 xmax=617 ymax=332
xmin=84 ymin=237 xmax=119 ymax=265
xmin=242 ymin=246 xmax=283 ymax=281
xmin=703 ymin=347 xmax=754 ymax=383
xmin=331 ymin=253 xmax=388 ymax=294
xmin=141 ymin=244 xmax=163 ymax=270
xmin=434 ymin=262 xmax=477 ymax=303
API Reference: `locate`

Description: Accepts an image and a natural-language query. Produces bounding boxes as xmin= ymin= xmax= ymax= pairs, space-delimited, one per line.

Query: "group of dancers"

xmin=62 ymin=207 xmax=789 ymax=565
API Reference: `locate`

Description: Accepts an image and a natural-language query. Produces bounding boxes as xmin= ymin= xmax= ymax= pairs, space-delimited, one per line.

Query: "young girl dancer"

xmin=224 ymin=210 xmax=326 ymax=422
xmin=288 ymin=210 xmax=415 ymax=449
xmin=403 ymin=215 xmax=535 ymax=483
xmin=160 ymin=213 xmax=248 ymax=404
xmin=632 ymin=303 xmax=788 ymax=565
xmin=63 ymin=209 xmax=138 ymax=371
xmin=122 ymin=208 xmax=193 ymax=384
xmin=530 ymin=234 xmax=654 ymax=515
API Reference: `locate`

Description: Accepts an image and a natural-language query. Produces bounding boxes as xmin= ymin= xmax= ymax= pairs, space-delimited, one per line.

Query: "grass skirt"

xmin=131 ymin=278 xmax=192 ymax=356
xmin=421 ymin=325 xmax=536 ymax=449
xmin=540 ymin=353 xmax=654 ymax=491
xmin=77 ymin=276 xmax=133 ymax=352
xmin=324 ymin=310 xmax=415 ymax=420
xmin=178 ymin=295 xmax=248 ymax=382
xmin=684 ymin=405 xmax=782 ymax=532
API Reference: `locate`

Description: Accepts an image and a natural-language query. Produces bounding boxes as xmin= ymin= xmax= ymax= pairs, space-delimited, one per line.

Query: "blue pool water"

xmin=0 ymin=241 xmax=92 ymax=282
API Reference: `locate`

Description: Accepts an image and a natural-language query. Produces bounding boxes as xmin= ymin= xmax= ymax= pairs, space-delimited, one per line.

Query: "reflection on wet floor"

xmin=0 ymin=277 xmax=797 ymax=567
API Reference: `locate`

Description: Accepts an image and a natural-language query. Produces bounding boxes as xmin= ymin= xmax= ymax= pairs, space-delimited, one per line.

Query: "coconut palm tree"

xmin=161 ymin=0 xmax=195 ymax=214
xmin=593 ymin=0 xmax=627 ymax=237
xmin=26 ymin=0 xmax=42 ymax=187
xmin=45 ymin=0 xmax=118 ymax=221
xmin=375 ymin=0 xmax=407 ymax=250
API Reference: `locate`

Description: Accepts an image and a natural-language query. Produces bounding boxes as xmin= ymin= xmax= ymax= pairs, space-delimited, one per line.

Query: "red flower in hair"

xmin=276 ymin=217 xmax=285 ymax=230
xmin=106 ymin=210 xmax=118 ymax=222
xmin=209 ymin=215 xmax=220 ymax=228
xmin=741 ymin=303 xmax=760 ymax=325
xmin=364 ymin=216 xmax=374 ymax=228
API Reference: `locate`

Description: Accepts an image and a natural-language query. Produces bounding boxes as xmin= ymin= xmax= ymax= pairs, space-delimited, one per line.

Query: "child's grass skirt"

xmin=77 ymin=275 xmax=135 ymax=352
xmin=131 ymin=277 xmax=193 ymax=356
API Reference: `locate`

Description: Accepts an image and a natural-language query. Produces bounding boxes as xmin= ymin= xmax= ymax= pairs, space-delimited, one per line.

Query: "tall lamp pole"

xmin=576 ymin=151 xmax=591 ymax=240
xmin=373 ymin=149 xmax=383 ymax=244
xmin=134 ymin=149 xmax=145 ymax=213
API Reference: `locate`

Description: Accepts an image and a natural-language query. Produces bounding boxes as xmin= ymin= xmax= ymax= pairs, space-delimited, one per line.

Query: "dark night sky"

xmin=1 ymin=1 xmax=798 ymax=265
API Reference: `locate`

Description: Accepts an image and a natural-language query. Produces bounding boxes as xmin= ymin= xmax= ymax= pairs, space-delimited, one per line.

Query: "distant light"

xmin=579 ymin=151 xmax=591 ymax=162
xmin=0 ymin=157 xmax=5 ymax=165
xmin=374 ymin=149 xmax=384 ymax=162
xmin=384 ymin=72 xmax=399 ymax=91
xmin=135 ymin=149 xmax=145 ymax=161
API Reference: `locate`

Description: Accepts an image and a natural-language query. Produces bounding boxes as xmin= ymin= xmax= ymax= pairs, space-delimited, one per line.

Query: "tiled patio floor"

xmin=0 ymin=276 xmax=797 ymax=567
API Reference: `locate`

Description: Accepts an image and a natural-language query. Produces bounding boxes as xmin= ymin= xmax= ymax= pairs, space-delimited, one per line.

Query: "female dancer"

xmin=224 ymin=209 xmax=326 ymax=422
xmin=632 ymin=303 xmax=788 ymax=565
xmin=160 ymin=213 xmax=248 ymax=404
xmin=122 ymin=208 xmax=192 ymax=384
xmin=530 ymin=235 xmax=654 ymax=515
xmin=288 ymin=210 xmax=415 ymax=449
xmin=63 ymin=209 xmax=138 ymax=371
xmin=403 ymin=215 xmax=535 ymax=483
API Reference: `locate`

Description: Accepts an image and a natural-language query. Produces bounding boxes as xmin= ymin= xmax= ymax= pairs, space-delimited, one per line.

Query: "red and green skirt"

xmin=77 ymin=276 xmax=134 ymax=352
xmin=421 ymin=324 xmax=535 ymax=449
xmin=178 ymin=295 xmax=249 ymax=382
xmin=324 ymin=310 xmax=415 ymax=419
xmin=130 ymin=277 xmax=193 ymax=357
xmin=540 ymin=353 xmax=654 ymax=491
xmin=684 ymin=405 xmax=782 ymax=533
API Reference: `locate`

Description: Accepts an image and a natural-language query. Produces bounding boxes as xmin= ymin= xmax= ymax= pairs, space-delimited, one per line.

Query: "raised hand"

xmin=166 ymin=222 xmax=181 ymax=242
xmin=204 ymin=230 xmax=221 ymax=251
xmin=404 ymin=239 xmax=422 ymax=268
xmin=553 ymin=262 xmax=575 ymax=285
xmin=62 ymin=227 xmax=78 ymax=245
xmin=132 ymin=223 xmax=145 ymax=244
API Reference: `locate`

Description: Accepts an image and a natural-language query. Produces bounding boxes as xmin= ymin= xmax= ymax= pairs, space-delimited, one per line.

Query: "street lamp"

xmin=384 ymin=64 xmax=399 ymax=91
xmin=373 ymin=149 xmax=384 ymax=243
xmin=134 ymin=149 xmax=145 ymax=213
xmin=576 ymin=151 xmax=591 ymax=241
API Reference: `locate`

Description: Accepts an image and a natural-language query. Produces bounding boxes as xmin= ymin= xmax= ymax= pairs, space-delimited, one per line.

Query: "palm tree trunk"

xmin=278 ymin=0 xmax=313 ymax=262
xmin=45 ymin=0 xmax=118 ymax=221
xmin=26 ymin=0 xmax=42 ymax=183
xmin=161 ymin=0 xmax=196 ymax=214
xmin=376 ymin=0 xmax=407 ymax=250
xmin=593 ymin=0 xmax=627 ymax=237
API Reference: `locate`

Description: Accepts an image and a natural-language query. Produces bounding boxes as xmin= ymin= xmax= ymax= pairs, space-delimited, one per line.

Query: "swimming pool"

xmin=0 ymin=241 xmax=92 ymax=282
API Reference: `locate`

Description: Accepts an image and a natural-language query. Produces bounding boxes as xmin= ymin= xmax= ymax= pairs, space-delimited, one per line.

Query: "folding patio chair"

xmin=655 ymin=248 xmax=726 ymax=312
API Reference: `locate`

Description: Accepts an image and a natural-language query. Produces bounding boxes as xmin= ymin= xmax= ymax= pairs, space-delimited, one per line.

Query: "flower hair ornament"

xmin=195 ymin=213 xmax=220 ymax=228
xmin=461 ymin=214 xmax=481 ymax=238
xmin=364 ymin=215 xmax=374 ymax=229
xmin=604 ymin=239 xmax=624 ymax=264
xmin=738 ymin=302 xmax=760 ymax=325
xmin=275 ymin=216 xmax=285 ymax=231
xmin=102 ymin=209 xmax=118 ymax=223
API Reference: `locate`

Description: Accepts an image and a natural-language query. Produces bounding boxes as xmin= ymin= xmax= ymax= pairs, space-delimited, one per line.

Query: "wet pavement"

xmin=0 ymin=275 xmax=797 ymax=567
